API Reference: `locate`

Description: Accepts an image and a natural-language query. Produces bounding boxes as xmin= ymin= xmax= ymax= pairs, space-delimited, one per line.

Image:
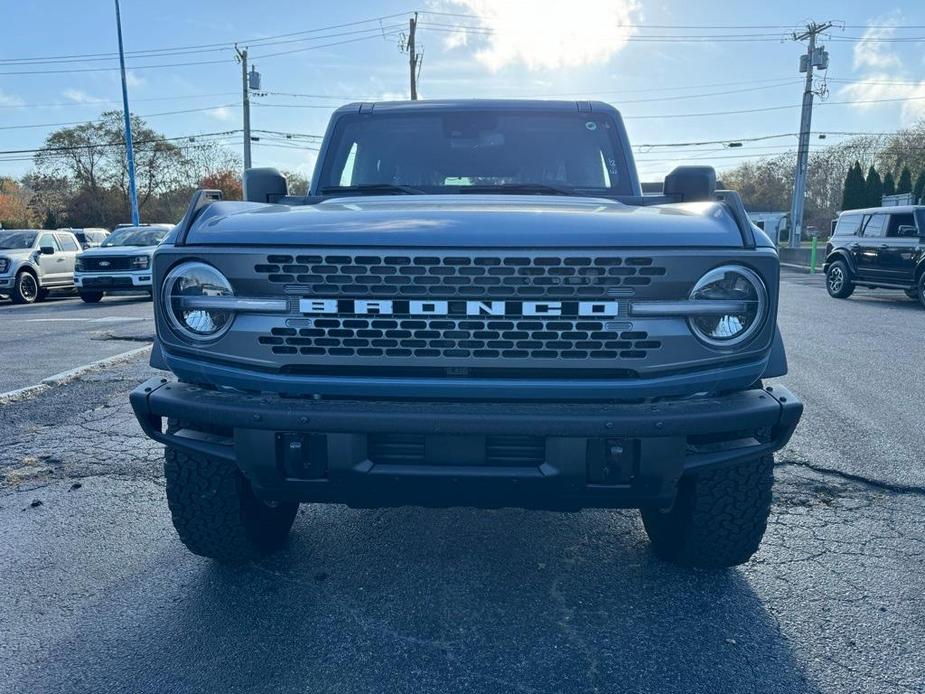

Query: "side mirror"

xmin=663 ymin=166 xmax=716 ymax=202
xmin=243 ymin=167 xmax=288 ymax=203
xmin=40 ymin=245 xmax=55 ymax=255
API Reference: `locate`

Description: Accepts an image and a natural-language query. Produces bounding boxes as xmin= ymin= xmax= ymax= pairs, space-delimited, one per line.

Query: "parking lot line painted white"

xmin=90 ymin=316 xmax=148 ymax=323
xmin=21 ymin=316 xmax=149 ymax=323
xmin=0 ymin=345 xmax=152 ymax=404
xmin=22 ymin=318 xmax=87 ymax=322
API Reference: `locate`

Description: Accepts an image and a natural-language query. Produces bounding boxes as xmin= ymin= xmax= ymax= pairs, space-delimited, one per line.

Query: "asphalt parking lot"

xmin=1 ymin=271 xmax=923 ymax=694
xmin=0 ymin=292 xmax=154 ymax=393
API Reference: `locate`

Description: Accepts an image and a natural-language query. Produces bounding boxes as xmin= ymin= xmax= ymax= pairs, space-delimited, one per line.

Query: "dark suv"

xmin=824 ymin=206 xmax=925 ymax=307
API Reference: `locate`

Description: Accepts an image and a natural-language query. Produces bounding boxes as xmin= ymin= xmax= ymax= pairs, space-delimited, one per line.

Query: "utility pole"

xmin=406 ymin=12 xmax=419 ymax=100
xmin=788 ymin=21 xmax=832 ymax=248
xmin=114 ymin=0 xmax=139 ymax=226
xmin=235 ymin=45 xmax=252 ymax=169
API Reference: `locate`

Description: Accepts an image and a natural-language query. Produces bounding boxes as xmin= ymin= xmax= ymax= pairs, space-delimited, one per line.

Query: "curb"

xmin=0 ymin=344 xmax=152 ymax=405
xmin=780 ymin=263 xmax=819 ymax=274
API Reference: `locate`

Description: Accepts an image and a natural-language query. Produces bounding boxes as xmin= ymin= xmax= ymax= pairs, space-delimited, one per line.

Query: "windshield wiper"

xmin=320 ymin=184 xmax=424 ymax=196
xmin=457 ymin=183 xmax=576 ymax=196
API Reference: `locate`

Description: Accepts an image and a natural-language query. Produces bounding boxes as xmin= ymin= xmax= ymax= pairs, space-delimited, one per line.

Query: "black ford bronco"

xmin=824 ymin=206 xmax=925 ymax=307
xmin=131 ymin=100 xmax=802 ymax=568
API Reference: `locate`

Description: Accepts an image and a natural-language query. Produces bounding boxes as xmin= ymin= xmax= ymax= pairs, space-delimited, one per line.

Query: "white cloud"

xmin=62 ymin=89 xmax=104 ymax=104
xmin=208 ymin=106 xmax=233 ymax=121
xmin=437 ymin=0 xmax=641 ymax=71
xmin=839 ymin=16 xmax=925 ymax=125
xmin=853 ymin=22 xmax=901 ymax=70
xmin=124 ymin=70 xmax=145 ymax=88
xmin=0 ymin=89 xmax=24 ymax=107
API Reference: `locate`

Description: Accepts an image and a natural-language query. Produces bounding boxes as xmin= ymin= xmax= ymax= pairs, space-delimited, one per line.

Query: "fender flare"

xmin=823 ymin=249 xmax=855 ymax=275
xmin=915 ymin=258 xmax=925 ymax=283
xmin=16 ymin=261 xmax=43 ymax=287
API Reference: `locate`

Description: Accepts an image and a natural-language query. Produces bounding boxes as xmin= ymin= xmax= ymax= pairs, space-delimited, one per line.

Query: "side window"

xmin=56 ymin=234 xmax=80 ymax=252
xmin=861 ymin=214 xmax=887 ymax=238
xmin=886 ymin=213 xmax=917 ymax=238
xmin=38 ymin=233 xmax=60 ymax=251
xmin=835 ymin=214 xmax=863 ymax=237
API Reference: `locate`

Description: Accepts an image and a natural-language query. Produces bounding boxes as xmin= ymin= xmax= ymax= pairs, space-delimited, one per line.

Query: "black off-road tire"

xmin=825 ymin=260 xmax=854 ymax=299
xmin=10 ymin=270 xmax=39 ymax=304
xmin=80 ymin=291 xmax=104 ymax=303
xmin=164 ymin=421 xmax=298 ymax=562
xmin=915 ymin=273 xmax=925 ymax=309
xmin=641 ymin=456 xmax=774 ymax=569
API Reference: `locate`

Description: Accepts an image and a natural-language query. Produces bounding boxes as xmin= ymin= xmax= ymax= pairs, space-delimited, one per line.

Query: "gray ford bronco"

xmin=131 ymin=100 xmax=802 ymax=567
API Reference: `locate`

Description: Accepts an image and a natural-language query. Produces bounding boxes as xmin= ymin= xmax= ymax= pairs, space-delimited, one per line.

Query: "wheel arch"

xmin=823 ymin=249 xmax=855 ymax=275
xmin=16 ymin=262 xmax=42 ymax=285
xmin=914 ymin=258 xmax=925 ymax=283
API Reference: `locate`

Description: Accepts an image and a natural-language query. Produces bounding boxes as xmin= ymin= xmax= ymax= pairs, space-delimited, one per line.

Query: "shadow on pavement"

xmin=18 ymin=505 xmax=815 ymax=694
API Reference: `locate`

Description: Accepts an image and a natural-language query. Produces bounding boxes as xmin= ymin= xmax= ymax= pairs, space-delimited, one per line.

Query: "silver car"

xmin=0 ymin=229 xmax=81 ymax=304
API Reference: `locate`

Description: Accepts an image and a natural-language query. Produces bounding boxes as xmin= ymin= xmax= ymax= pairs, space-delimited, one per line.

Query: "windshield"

xmin=101 ymin=227 xmax=169 ymax=247
xmin=318 ymin=111 xmax=632 ymax=195
xmin=0 ymin=230 xmax=37 ymax=249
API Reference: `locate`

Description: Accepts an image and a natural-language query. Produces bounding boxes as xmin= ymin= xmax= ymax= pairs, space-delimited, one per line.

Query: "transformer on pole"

xmin=788 ymin=22 xmax=832 ymax=249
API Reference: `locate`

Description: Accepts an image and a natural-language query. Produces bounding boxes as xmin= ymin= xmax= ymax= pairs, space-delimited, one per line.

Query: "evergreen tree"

xmin=865 ymin=166 xmax=883 ymax=207
xmin=897 ymin=166 xmax=913 ymax=195
xmin=913 ymin=170 xmax=925 ymax=204
xmin=883 ymin=171 xmax=896 ymax=197
xmin=841 ymin=162 xmax=867 ymax=210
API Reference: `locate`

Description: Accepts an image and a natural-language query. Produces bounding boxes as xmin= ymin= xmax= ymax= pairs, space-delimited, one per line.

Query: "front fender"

xmin=823 ymin=249 xmax=855 ymax=274
xmin=12 ymin=259 xmax=43 ymax=285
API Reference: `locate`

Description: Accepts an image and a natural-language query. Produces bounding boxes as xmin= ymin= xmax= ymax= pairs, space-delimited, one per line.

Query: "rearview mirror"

xmin=40 ymin=245 xmax=55 ymax=255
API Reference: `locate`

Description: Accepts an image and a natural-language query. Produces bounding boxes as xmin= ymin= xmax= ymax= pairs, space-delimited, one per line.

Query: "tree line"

xmin=720 ymin=120 xmax=925 ymax=230
xmin=0 ymin=111 xmax=308 ymax=230
xmin=840 ymin=162 xmax=924 ymax=211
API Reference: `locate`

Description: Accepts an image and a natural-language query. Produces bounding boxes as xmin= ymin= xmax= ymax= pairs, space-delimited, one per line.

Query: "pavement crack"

xmin=777 ymin=460 xmax=925 ymax=496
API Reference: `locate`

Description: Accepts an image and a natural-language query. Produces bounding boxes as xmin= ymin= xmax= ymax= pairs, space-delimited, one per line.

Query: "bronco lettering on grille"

xmin=298 ymin=299 xmax=619 ymax=317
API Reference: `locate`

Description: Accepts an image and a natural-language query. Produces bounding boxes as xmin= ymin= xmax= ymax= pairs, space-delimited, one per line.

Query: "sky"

xmin=1 ymin=0 xmax=923 ymax=184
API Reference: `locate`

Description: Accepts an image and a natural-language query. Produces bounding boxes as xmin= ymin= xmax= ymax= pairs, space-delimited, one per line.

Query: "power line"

xmin=0 ymin=104 xmax=236 ymax=131
xmin=0 ymin=13 xmax=412 ymax=65
xmin=0 ymin=29 xmax=404 ymax=76
xmin=0 ymin=130 xmax=241 ymax=156
xmin=0 ymin=91 xmax=239 ymax=111
xmin=622 ymin=92 xmax=925 ymax=120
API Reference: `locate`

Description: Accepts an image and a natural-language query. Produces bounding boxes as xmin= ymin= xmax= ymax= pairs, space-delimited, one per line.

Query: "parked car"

xmin=0 ymin=229 xmax=81 ymax=304
xmin=74 ymin=224 xmax=173 ymax=303
xmin=824 ymin=206 xmax=925 ymax=307
xmin=58 ymin=227 xmax=110 ymax=250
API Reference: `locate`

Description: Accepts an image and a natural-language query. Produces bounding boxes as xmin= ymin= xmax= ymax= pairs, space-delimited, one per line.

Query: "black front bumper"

xmin=131 ymin=379 xmax=802 ymax=510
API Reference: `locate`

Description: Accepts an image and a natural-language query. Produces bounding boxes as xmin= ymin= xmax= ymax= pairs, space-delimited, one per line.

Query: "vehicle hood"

xmin=183 ymin=195 xmax=747 ymax=248
xmin=0 ymin=248 xmax=36 ymax=261
xmin=77 ymin=245 xmax=156 ymax=258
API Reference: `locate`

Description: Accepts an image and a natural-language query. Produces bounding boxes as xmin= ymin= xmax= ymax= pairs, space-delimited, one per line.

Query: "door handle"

xmin=849 ymin=244 xmax=860 ymax=250
xmin=879 ymin=244 xmax=889 ymax=249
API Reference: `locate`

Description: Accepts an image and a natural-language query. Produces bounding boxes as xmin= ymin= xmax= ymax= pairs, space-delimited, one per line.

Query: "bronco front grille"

xmin=253 ymin=253 xmax=667 ymax=299
xmin=257 ymin=318 xmax=661 ymax=361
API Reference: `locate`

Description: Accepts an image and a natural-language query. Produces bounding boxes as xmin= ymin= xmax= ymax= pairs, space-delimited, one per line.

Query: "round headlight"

xmin=163 ymin=262 xmax=234 ymax=340
xmin=688 ymin=265 xmax=767 ymax=347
